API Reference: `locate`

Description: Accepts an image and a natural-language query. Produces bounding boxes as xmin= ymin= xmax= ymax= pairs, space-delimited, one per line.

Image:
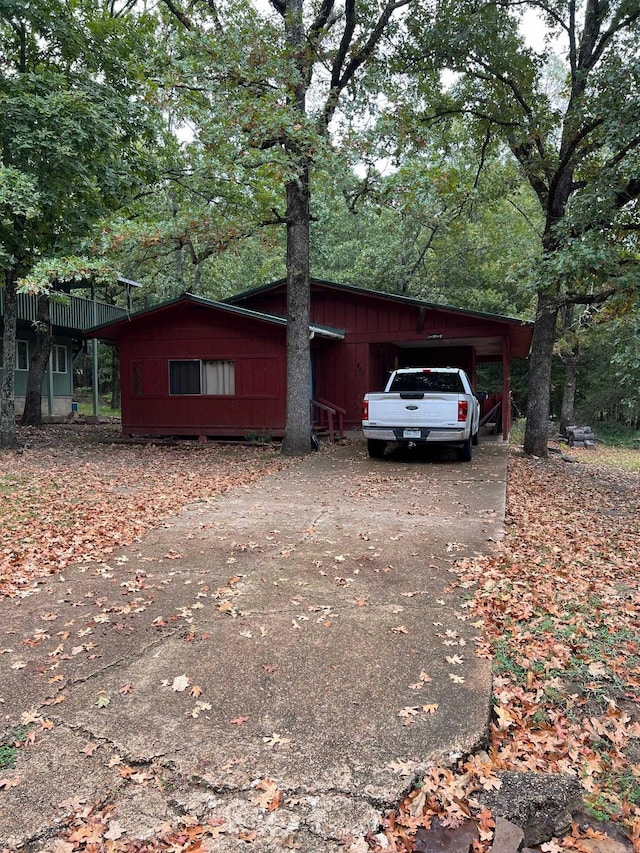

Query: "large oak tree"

xmin=405 ymin=0 xmax=640 ymax=455
xmin=160 ymin=0 xmax=412 ymax=455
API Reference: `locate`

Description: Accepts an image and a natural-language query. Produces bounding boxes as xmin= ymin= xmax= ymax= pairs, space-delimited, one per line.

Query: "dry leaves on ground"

xmin=0 ymin=426 xmax=285 ymax=597
xmin=379 ymin=449 xmax=640 ymax=852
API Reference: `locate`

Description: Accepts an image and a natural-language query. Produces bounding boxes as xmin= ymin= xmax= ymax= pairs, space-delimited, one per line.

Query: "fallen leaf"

xmin=104 ymin=820 xmax=124 ymax=841
xmin=263 ymin=732 xmax=291 ymax=748
xmin=52 ymin=840 xmax=75 ymax=853
xmin=190 ymin=701 xmax=212 ymax=718
xmin=239 ymin=830 xmax=258 ymax=842
xmin=251 ymin=778 xmax=279 ymax=810
xmin=398 ymin=706 xmax=420 ymax=718
xmin=172 ymin=674 xmax=190 ymax=692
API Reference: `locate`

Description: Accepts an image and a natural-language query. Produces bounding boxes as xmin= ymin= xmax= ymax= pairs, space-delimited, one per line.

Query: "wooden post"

xmin=91 ymin=285 xmax=99 ymax=418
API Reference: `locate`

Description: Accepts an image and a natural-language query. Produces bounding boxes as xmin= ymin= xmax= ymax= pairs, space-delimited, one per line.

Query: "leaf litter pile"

xmin=0 ymin=430 xmax=639 ymax=852
xmin=381 ymin=450 xmax=639 ymax=853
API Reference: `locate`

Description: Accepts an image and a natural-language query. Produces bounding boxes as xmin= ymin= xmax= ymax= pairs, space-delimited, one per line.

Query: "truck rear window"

xmin=389 ymin=373 xmax=465 ymax=394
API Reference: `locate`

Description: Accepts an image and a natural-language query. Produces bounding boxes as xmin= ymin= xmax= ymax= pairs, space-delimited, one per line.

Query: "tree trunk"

xmin=0 ymin=269 xmax=18 ymax=448
xmin=523 ymin=292 xmax=559 ymax=457
xmin=559 ymin=349 xmax=578 ymax=436
xmin=280 ymin=0 xmax=312 ymax=457
xmin=22 ymin=296 xmax=55 ymax=427
xmin=111 ymin=346 xmax=121 ymax=410
xmin=558 ymin=303 xmax=579 ymax=437
xmin=281 ymin=164 xmax=312 ymax=456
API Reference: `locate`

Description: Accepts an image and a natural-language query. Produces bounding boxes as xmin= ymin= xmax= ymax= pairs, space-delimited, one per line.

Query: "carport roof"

xmin=228 ymin=277 xmax=534 ymax=359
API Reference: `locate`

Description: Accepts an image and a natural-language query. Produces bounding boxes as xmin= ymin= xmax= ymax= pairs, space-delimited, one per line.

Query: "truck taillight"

xmin=458 ymin=400 xmax=468 ymax=422
xmin=362 ymin=399 xmax=369 ymax=420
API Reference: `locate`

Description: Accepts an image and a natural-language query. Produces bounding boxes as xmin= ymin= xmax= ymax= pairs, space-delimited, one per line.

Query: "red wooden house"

xmin=86 ymin=292 xmax=343 ymax=438
xmin=87 ymin=279 xmax=533 ymax=441
xmin=230 ymin=279 xmax=533 ymax=440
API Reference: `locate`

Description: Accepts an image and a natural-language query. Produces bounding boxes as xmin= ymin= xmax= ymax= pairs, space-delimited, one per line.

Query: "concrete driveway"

xmin=0 ymin=438 xmax=507 ymax=851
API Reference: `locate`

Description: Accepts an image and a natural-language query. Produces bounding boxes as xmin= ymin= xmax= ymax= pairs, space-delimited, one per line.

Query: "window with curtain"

xmin=168 ymin=360 xmax=235 ymax=395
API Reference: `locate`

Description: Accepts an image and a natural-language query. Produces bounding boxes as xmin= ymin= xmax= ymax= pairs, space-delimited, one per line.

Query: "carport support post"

xmin=502 ymin=336 xmax=511 ymax=441
xmin=91 ymin=285 xmax=99 ymax=418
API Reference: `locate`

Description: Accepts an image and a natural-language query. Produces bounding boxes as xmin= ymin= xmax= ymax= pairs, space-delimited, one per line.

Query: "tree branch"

xmin=269 ymin=0 xmax=286 ymax=17
xmin=614 ymin=177 xmax=640 ymax=210
xmin=309 ymin=0 xmax=337 ymax=41
xmin=160 ymin=0 xmax=192 ymax=29
xmin=606 ymin=134 xmax=640 ymax=173
xmin=319 ymin=0 xmax=413 ymax=132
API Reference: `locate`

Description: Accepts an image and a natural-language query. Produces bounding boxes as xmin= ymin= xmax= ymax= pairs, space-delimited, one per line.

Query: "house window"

xmin=204 ymin=360 xmax=235 ymax=395
xmin=168 ymin=360 xmax=235 ymax=396
xmin=169 ymin=360 xmax=202 ymax=395
xmin=16 ymin=340 xmax=29 ymax=371
xmin=52 ymin=345 xmax=67 ymax=374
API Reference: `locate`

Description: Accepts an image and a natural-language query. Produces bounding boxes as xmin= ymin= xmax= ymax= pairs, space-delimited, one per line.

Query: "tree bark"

xmin=281 ymin=165 xmax=312 ymax=456
xmin=22 ymin=295 xmax=55 ymax=427
xmin=558 ymin=305 xmax=578 ymax=436
xmin=280 ymin=0 xmax=312 ymax=456
xmin=523 ymin=292 xmax=559 ymax=456
xmin=0 ymin=269 xmax=19 ymax=448
xmin=559 ymin=349 xmax=578 ymax=436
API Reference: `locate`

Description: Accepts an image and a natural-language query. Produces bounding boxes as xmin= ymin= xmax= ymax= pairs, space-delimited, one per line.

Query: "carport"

xmin=230 ymin=279 xmax=533 ymax=440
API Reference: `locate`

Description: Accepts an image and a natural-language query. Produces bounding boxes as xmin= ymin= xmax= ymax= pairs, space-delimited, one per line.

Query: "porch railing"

xmin=1 ymin=291 xmax=129 ymax=332
xmin=311 ymin=397 xmax=346 ymax=442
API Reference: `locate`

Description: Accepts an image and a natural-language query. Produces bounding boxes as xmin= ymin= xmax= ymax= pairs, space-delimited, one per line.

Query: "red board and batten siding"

xmin=117 ymin=302 xmax=288 ymax=436
xmin=238 ymin=283 xmax=504 ymax=429
xmin=88 ymin=282 xmax=532 ymax=440
xmin=243 ymin=284 xmax=511 ymax=344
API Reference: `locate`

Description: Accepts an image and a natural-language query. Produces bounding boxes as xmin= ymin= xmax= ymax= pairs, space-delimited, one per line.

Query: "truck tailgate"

xmin=368 ymin=394 xmax=460 ymax=426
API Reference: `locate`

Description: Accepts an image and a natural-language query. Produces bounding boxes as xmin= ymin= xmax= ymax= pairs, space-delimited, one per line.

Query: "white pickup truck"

xmin=362 ymin=367 xmax=480 ymax=461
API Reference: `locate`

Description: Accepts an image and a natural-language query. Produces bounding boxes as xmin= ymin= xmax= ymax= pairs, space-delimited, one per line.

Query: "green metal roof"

xmin=84 ymin=291 xmax=345 ymax=340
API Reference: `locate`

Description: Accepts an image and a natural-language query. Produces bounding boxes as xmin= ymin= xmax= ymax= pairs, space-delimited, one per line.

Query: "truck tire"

xmin=472 ymin=429 xmax=479 ymax=446
xmin=367 ymin=439 xmax=387 ymax=459
xmin=458 ymin=437 xmax=472 ymax=462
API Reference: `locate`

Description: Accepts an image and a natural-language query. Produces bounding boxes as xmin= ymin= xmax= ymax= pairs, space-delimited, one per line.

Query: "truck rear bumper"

xmin=362 ymin=426 xmax=468 ymax=442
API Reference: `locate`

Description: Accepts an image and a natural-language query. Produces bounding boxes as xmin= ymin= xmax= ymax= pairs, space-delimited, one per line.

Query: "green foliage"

xmin=592 ymin=423 xmax=640 ymax=449
xmin=0 ymin=725 xmax=30 ymax=770
xmin=17 ymin=256 xmax=118 ymax=294
xmin=573 ymin=309 xmax=640 ymax=428
xmin=307 ymin=144 xmax=539 ymax=318
xmin=0 ymin=0 xmax=161 ymax=277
